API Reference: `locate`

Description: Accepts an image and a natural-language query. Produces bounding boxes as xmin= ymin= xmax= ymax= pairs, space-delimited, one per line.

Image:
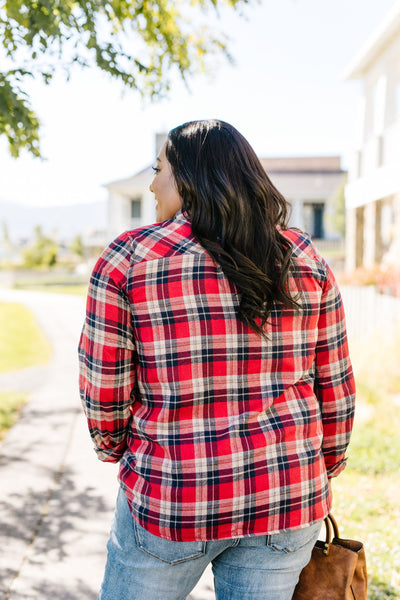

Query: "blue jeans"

xmin=99 ymin=488 xmax=322 ymax=600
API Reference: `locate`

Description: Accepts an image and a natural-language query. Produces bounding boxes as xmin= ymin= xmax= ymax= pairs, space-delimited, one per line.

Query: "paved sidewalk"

xmin=0 ymin=289 xmax=214 ymax=600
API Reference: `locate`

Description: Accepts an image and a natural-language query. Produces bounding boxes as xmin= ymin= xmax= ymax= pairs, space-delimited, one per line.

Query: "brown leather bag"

xmin=292 ymin=514 xmax=367 ymax=600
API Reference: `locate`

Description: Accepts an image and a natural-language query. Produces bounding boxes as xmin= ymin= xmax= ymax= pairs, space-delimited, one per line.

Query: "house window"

xmin=356 ymin=150 xmax=363 ymax=178
xmin=396 ymin=82 xmax=400 ymax=117
xmin=377 ymin=135 xmax=384 ymax=167
xmin=372 ymin=76 xmax=386 ymax=135
xmin=130 ymin=198 xmax=142 ymax=220
xmin=303 ymin=202 xmax=325 ymax=239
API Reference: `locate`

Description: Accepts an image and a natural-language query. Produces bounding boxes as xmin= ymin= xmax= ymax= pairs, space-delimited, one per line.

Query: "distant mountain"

xmin=0 ymin=200 xmax=107 ymax=242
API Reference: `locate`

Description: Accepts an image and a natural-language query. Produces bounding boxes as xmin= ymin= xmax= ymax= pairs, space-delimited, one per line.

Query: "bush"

xmin=340 ymin=266 xmax=400 ymax=298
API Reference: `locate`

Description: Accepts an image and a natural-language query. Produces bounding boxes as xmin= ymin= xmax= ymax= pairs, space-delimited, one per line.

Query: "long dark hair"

xmin=165 ymin=119 xmax=299 ymax=336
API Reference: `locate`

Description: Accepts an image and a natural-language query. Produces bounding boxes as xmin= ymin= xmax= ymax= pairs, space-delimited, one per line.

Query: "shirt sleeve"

xmin=78 ymin=236 xmax=137 ymax=463
xmin=314 ymin=259 xmax=356 ymax=478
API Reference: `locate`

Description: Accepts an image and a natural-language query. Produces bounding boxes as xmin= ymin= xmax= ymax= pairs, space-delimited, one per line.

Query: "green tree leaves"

xmin=0 ymin=0 xmax=250 ymax=158
xmin=0 ymin=70 xmax=41 ymax=157
xmin=21 ymin=225 xmax=59 ymax=267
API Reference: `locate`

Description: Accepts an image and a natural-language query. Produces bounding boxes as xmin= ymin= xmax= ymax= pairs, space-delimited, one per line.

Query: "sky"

xmin=0 ymin=0 xmax=398 ymax=208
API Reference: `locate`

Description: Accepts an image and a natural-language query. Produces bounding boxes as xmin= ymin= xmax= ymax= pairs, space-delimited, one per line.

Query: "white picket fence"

xmin=341 ymin=285 xmax=400 ymax=342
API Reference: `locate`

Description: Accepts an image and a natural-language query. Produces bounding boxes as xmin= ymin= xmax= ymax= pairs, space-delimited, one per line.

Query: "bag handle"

xmin=322 ymin=513 xmax=340 ymax=555
xmin=327 ymin=513 xmax=340 ymax=538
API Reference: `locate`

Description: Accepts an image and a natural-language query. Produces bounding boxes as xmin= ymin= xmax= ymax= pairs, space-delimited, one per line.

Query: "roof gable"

xmin=344 ymin=0 xmax=400 ymax=79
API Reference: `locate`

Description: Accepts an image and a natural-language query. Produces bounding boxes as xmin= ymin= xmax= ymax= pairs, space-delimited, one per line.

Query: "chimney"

xmin=155 ymin=133 xmax=168 ymax=158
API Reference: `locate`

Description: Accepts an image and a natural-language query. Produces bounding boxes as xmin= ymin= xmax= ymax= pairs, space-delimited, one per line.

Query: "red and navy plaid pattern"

xmin=79 ymin=211 xmax=355 ymax=542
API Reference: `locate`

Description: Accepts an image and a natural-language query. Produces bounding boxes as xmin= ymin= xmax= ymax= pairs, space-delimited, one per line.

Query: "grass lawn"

xmin=48 ymin=284 xmax=88 ymax=295
xmin=0 ymin=301 xmax=52 ymax=373
xmin=0 ymin=392 xmax=27 ymax=441
xmin=13 ymin=283 xmax=88 ymax=296
xmin=0 ymin=301 xmax=52 ymax=440
xmin=332 ymin=334 xmax=400 ymax=599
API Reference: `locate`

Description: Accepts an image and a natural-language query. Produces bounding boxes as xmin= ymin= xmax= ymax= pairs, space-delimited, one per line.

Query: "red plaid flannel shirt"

xmin=79 ymin=211 xmax=355 ymax=542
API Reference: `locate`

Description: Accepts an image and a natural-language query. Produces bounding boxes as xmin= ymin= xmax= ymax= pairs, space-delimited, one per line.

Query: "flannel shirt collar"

xmin=172 ymin=209 xmax=188 ymax=225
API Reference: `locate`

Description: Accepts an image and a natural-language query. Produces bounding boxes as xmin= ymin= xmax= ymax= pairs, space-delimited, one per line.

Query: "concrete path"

xmin=0 ymin=289 xmax=214 ymax=600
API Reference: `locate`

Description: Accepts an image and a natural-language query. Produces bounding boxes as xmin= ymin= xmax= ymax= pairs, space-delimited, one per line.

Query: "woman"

xmin=79 ymin=119 xmax=355 ymax=600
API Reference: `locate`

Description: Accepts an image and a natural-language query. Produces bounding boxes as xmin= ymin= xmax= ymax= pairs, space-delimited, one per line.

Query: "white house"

xmin=105 ymin=164 xmax=157 ymax=241
xmin=344 ymin=0 xmax=400 ymax=271
xmin=261 ymin=156 xmax=345 ymax=240
xmin=105 ymin=137 xmax=345 ymax=243
xmin=105 ymin=133 xmax=167 ymax=241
